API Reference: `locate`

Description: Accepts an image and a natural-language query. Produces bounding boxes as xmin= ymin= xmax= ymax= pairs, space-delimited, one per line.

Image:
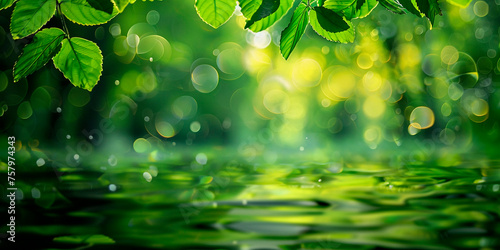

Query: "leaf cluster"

xmin=1 ymin=0 xmax=451 ymax=91
xmin=195 ymin=0 xmax=443 ymax=59
xmin=1 ymin=0 xmax=137 ymax=91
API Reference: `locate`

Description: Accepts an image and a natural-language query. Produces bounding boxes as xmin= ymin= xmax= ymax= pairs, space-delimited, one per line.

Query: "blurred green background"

xmin=1 ymin=0 xmax=500 ymax=249
xmin=1 ymin=1 xmax=499 ymax=158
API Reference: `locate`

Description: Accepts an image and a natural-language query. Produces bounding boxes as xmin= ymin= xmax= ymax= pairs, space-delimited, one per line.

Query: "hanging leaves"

xmin=194 ymin=0 xmax=236 ymax=28
xmin=10 ymin=0 xmax=56 ymax=39
xmin=13 ymin=28 xmax=65 ymax=82
xmin=53 ymin=37 xmax=103 ymax=91
xmin=280 ymin=3 xmax=309 ymax=60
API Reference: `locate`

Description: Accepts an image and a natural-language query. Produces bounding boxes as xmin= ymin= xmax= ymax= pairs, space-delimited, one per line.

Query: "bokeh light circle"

xmin=191 ymin=64 xmax=219 ymax=93
xmin=410 ymin=106 xmax=435 ymax=129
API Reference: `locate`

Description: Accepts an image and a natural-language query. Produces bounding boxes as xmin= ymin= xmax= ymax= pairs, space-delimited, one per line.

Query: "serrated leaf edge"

xmin=52 ymin=37 xmax=103 ymax=91
xmin=13 ymin=28 xmax=65 ymax=82
xmin=60 ymin=1 xmax=119 ymax=26
xmin=194 ymin=0 xmax=235 ymax=29
xmin=9 ymin=0 xmax=56 ymax=40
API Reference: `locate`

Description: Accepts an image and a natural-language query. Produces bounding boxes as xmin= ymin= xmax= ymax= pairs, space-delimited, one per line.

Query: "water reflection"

xmin=12 ymin=148 xmax=500 ymax=249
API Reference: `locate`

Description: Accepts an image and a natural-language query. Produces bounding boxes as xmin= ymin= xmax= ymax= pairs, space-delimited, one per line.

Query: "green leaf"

xmin=323 ymin=0 xmax=355 ymax=11
xmin=111 ymin=0 xmax=129 ymax=12
xmin=60 ymin=0 xmax=119 ymax=26
xmin=378 ymin=0 xmax=406 ymax=14
xmin=447 ymin=0 xmax=472 ymax=8
xmin=310 ymin=6 xmax=354 ymax=43
xmin=53 ymin=234 xmax=115 ymax=244
xmin=415 ymin=0 xmax=441 ymax=26
xmin=53 ymin=37 xmax=103 ymax=91
xmin=194 ymin=0 xmax=236 ymax=28
xmin=0 ymin=0 xmax=16 ymax=11
xmin=343 ymin=0 xmax=378 ymax=20
xmin=87 ymin=0 xmax=114 ymax=14
xmin=239 ymin=0 xmax=262 ymax=19
xmin=13 ymin=28 xmax=65 ymax=82
xmin=244 ymin=0 xmax=280 ymax=29
xmin=247 ymin=0 xmax=293 ymax=32
xmin=10 ymin=0 xmax=56 ymax=39
xmin=280 ymin=3 xmax=309 ymax=60
xmin=399 ymin=0 xmax=421 ymax=17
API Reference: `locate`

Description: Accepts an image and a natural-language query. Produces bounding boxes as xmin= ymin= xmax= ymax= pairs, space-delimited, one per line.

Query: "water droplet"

xmin=109 ymin=184 xmax=117 ymax=192
xmin=149 ymin=57 xmax=153 ymax=62
xmin=196 ymin=153 xmax=208 ymax=165
xmin=172 ymin=96 xmax=198 ymax=119
xmin=476 ymin=185 xmax=483 ymax=191
xmin=143 ymin=172 xmax=153 ymax=182
xmin=108 ymin=155 xmax=117 ymax=166
xmin=149 ymin=165 xmax=158 ymax=177
xmin=109 ymin=23 xmax=121 ymax=37
xmin=318 ymin=179 xmax=322 ymax=182
xmin=66 ymin=134 xmax=71 ymax=139
xmin=299 ymin=146 xmax=304 ymax=151
xmin=73 ymin=154 xmax=80 ymax=160
xmin=487 ymin=49 xmax=496 ymax=58
xmin=493 ymin=184 xmax=499 ymax=192
xmin=222 ymin=118 xmax=231 ymax=129
xmin=144 ymin=116 xmax=150 ymax=122
xmin=190 ymin=121 xmax=201 ymax=133
xmin=115 ymin=80 xmax=120 ymax=85
xmin=31 ymin=187 xmax=41 ymax=199
xmin=328 ymin=163 xmax=344 ymax=173
xmin=89 ymin=135 xmax=93 ymax=140
xmin=56 ymin=107 xmax=62 ymax=113
xmin=36 ymin=158 xmax=45 ymax=167
xmin=146 ymin=10 xmax=160 ymax=25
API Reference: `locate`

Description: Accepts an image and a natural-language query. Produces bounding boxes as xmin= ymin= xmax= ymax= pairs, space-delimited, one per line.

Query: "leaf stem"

xmin=56 ymin=2 xmax=71 ymax=39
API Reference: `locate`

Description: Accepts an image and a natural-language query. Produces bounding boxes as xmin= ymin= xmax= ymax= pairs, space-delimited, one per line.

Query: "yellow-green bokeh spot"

xmin=133 ymin=138 xmax=151 ymax=153
xmin=447 ymin=0 xmax=473 ymax=8
xmin=410 ymin=106 xmax=435 ymax=130
xmin=17 ymin=101 xmax=33 ymax=119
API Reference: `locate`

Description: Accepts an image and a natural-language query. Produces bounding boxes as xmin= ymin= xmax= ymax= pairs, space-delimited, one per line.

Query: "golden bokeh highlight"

xmin=362 ymin=71 xmax=382 ymax=92
xmin=292 ymin=59 xmax=322 ymax=88
xmin=263 ymin=89 xmax=290 ymax=114
xmin=471 ymin=98 xmax=488 ymax=117
xmin=156 ymin=121 xmax=176 ymax=138
xmin=133 ymin=138 xmax=151 ymax=153
xmin=473 ymin=1 xmax=489 ymax=17
xmin=441 ymin=103 xmax=452 ymax=117
xmin=398 ymin=44 xmax=421 ymax=68
xmin=410 ymin=106 xmax=435 ymax=130
xmin=323 ymin=67 xmax=356 ymax=100
xmin=363 ymin=96 xmax=386 ymax=119
xmin=441 ymin=46 xmax=459 ymax=65
xmin=357 ymin=53 xmax=373 ymax=69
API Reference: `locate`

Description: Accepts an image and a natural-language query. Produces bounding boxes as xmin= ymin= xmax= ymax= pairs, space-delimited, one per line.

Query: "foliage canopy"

xmin=0 ymin=0 xmax=466 ymax=91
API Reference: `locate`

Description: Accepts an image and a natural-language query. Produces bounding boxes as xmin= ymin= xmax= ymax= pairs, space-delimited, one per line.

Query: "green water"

xmin=5 ymin=147 xmax=500 ymax=249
